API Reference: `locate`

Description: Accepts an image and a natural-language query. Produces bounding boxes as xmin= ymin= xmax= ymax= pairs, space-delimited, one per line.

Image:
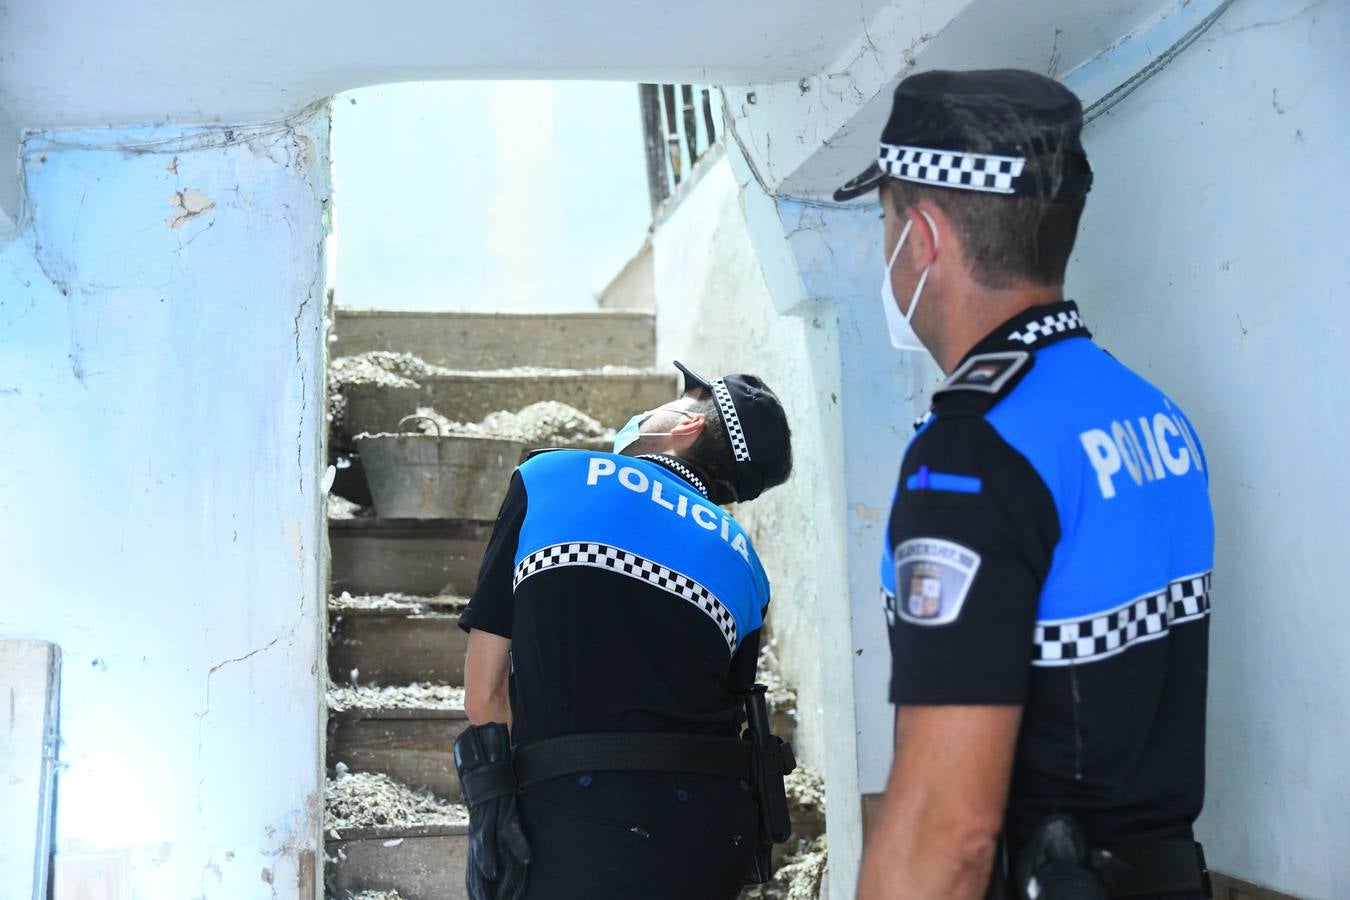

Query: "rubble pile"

xmin=324 ymin=767 xmax=467 ymax=834
xmin=740 ymin=647 xmax=827 ymax=900
xmin=400 ymin=400 xmax=610 ymax=445
xmin=328 ymin=591 xmax=466 ymax=614
xmin=327 ymin=682 xmax=465 ymax=713
xmin=758 ymin=644 xmax=798 ymax=719
xmin=328 ymin=352 xmax=455 ymax=433
xmin=326 ymin=494 xmax=367 ymax=520
xmin=762 ymin=837 xmax=828 ymax=900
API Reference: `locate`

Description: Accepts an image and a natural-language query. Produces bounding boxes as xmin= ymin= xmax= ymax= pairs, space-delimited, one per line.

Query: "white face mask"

xmin=880 ymin=209 xmax=939 ymax=353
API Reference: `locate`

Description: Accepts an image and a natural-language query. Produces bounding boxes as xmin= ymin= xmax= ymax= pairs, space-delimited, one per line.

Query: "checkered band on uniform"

xmin=513 ymin=542 xmax=738 ymax=651
xmin=879 ymin=143 xmax=1026 ymax=194
xmin=1006 ymin=309 xmax=1085 ymax=346
xmin=637 ymin=454 xmax=708 ymax=498
xmin=1033 ymin=572 xmax=1212 ymax=666
xmin=711 ymin=379 xmax=751 ymax=463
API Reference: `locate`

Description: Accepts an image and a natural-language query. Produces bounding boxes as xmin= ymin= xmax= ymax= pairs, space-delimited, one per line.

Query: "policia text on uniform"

xmin=453 ymin=68 xmax=1216 ymax=900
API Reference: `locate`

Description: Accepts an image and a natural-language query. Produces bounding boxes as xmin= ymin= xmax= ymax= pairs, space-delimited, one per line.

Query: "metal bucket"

xmin=355 ymin=416 xmax=525 ymax=520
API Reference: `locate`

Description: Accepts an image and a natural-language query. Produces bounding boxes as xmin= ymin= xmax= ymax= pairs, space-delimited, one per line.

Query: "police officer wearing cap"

xmin=452 ymin=362 xmax=796 ymax=900
xmin=837 ymin=70 xmax=1216 ymax=899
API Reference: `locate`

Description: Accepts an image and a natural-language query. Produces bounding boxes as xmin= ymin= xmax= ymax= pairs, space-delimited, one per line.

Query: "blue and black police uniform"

xmin=832 ymin=69 xmax=1217 ymax=897
xmin=459 ymin=364 xmax=793 ymax=900
xmin=883 ymin=303 xmax=1215 ymax=896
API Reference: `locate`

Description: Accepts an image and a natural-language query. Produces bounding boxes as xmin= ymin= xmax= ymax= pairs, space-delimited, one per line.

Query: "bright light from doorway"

xmin=331 ymin=81 xmax=651 ymax=313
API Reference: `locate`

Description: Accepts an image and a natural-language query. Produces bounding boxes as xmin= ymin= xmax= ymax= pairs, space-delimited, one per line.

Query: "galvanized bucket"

xmin=355 ymin=415 xmax=525 ymax=520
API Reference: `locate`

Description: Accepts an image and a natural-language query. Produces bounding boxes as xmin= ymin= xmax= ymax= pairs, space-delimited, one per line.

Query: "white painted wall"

xmin=649 ymin=155 xmax=865 ymax=899
xmin=1066 ymin=1 xmax=1350 ymax=894
xmin=0 ymin=109 xmax=330 ymax=897
xmin=710 ymin=0 xmax=1349 ymax=895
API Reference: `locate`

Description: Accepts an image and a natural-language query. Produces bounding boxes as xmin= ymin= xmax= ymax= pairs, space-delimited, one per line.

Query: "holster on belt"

xmin=741 ymin=684 xmax=798 ymax=884
xmin=1011 ymin=815 xmax=1211 ymax=900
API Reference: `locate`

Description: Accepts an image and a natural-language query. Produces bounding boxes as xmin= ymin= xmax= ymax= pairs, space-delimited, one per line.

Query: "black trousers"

xmin=519 ymin=770 xmax=758 ymax=900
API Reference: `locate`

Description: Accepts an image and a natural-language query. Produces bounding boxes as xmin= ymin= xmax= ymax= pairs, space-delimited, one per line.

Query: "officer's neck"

xmin=931 ymin=280 xmax=1065 ymax=373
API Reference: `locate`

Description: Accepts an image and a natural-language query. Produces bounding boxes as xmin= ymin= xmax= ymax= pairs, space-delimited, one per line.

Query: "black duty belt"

xmin=1103 ymin=839 xmax=1210 ymax=898
xmin=513 ymin=732 xmax=753 ymax=790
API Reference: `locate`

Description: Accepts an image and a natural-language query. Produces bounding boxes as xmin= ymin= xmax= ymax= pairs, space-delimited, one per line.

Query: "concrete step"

xmin=328 ymin=596 xmax=468 ymax=685
xmin=341 ymin=368 xmax=678 ymax=439
xmin=326 ymin=824 xmax=468 ymax=900
xmin=332 ymin=309 xmax=657 ymax=371
xmin=330 ymin=519 xmax=490 ymax=597
xmin=328 ymin=704 xmax=468 ymax=801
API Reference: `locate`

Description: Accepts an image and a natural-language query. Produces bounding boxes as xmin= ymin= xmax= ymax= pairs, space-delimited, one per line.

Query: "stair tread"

xmin=335 ymin=309 xmax=654 ymax=320
xmin=328 ymin=683 xmax=466 ymax=715
xmin=330 ymin=705 xmax=467 ymax=721
xmin=326 ymin=822 xmax=469 ymax=841
xmin=328 ymin=517 xmax=493 ymax=534
xmin=329 ymin=592 xmax=467 ymax=617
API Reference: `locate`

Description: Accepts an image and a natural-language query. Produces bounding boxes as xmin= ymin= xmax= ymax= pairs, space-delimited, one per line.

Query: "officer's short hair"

xmin=882 ymin=161 xmax=1086 ymax=288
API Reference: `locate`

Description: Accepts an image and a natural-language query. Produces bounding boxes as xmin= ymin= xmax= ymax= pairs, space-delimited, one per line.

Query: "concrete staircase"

xmin=323 ymin=310 xmax=666 ymax=900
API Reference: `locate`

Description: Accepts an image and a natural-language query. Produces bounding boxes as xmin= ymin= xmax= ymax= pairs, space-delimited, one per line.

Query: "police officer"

xmin=834 ymin=70 xmax=1216 ymax=899
xmin=453 ymin=362 xmax=794 ymax=900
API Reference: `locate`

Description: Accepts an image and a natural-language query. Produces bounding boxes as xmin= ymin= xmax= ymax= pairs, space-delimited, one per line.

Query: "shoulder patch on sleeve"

xmin=895 ymin=537 xmax=981 ymax=626
xmin=935 ymin=351 xmax=1032 ymax=399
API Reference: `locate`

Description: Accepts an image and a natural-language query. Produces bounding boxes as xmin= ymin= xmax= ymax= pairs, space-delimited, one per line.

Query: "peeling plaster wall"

xmin=1065 ymin=1 xmax=1350 ymax=895
xmin=649 ymin=156 xmax=865 ymax=899
xmin=0 ymin=109 xmax=330 ymax=898
xmin=775 ymin=201 xmax=946 ymax=803
xmin=714 ymin=0 xmax=1347 ymax=895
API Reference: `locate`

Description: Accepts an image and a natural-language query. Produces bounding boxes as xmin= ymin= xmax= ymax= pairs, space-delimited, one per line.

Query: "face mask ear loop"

xmin=887 ymin=219 xmax=913 ymax=270
xmin=903 ymin=210 xmax=940 ymax=322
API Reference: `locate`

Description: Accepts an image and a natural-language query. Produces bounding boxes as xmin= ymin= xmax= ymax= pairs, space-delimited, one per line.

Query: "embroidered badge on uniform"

xmin=894 ymin=538 xmax=981 ymax=626
xmin=935 ymin=351 xmax=1031 ymax=396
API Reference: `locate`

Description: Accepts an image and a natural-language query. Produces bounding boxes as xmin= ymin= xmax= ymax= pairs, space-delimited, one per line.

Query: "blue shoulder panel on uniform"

xmin=515 ymin=450 xmax=769 ymax=648
xmin=905 ymin=468 xmax=983 ymax=494
xmin=984 ymin=338 xmax=1215 ymax=622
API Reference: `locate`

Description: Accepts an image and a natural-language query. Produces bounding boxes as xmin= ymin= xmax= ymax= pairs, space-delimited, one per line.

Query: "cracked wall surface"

xmin=0 ymin=106 xmax=331 ymax=898
xmin=715 ymin=0 xmax=1348 ymax=897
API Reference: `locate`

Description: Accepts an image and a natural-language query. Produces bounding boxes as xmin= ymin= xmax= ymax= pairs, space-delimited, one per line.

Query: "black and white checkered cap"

xmin=879 ymin=144 xmax=1025 ymax=194
xmin=674 ymin=361 xmax=791 ymax=503
xmin=834 ymin=68 xmax=1092 ymax=202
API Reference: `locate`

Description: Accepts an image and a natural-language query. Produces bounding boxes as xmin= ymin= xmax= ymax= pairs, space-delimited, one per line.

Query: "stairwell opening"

xmin=319 ymin=80 xmax=825 ymax=900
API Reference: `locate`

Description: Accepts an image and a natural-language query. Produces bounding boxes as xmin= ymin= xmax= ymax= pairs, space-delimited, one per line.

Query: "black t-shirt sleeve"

xmin=887 ymin=414 xmax=1059 ymax=706
xmin=459 ymin=471 xmax=527 ymax=638
xmin=728 ymin=626 xmax=762 ymax=695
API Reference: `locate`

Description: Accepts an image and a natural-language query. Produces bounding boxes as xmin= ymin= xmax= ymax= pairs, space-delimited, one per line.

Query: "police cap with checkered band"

xmin=673 ymin=361 xmax=791 ymax=503
xmin=833 ymin=68 xmax=1092 ymax=203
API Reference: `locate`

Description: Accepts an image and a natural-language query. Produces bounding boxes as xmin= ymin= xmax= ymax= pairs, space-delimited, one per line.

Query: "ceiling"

xmin=0 ymin=0 xmax=891 ymax=131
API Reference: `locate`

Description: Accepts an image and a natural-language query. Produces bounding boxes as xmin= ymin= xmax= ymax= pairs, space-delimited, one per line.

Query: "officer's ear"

xmin=906 ymin=200 xmax=944 ymax=270
xmin=668 ymin=412 xmax=706 ymax=440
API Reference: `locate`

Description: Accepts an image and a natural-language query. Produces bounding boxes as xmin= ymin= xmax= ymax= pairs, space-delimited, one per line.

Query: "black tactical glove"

xmin=454 ymin=723 xmax=530 ymax=900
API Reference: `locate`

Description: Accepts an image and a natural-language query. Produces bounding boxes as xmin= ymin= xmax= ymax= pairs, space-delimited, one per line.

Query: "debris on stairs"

xmin=326 ymin=766 xmax=467 ymax=835
xmin=401 ymin=400 xmax=611 ymax=446
xmin=740 ymin=644 xmax=828 ymax=900
xmin=324 ymin=766 xmax=470 ymax=900
xmin=327 ymin=682 xmax=466 ymax=713
xmin=329 ymin=591 xmax=466 ymax=615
